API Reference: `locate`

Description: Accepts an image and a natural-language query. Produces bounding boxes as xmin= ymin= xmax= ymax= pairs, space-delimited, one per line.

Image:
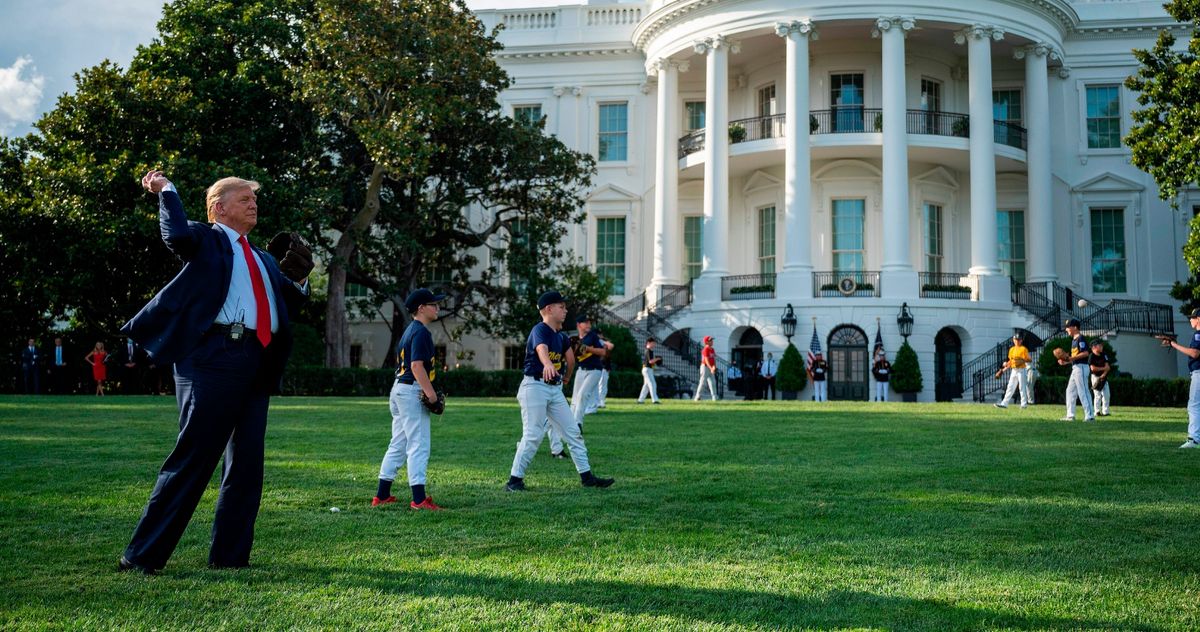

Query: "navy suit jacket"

xmin=121 ymin=190 xmax=304 ymax=387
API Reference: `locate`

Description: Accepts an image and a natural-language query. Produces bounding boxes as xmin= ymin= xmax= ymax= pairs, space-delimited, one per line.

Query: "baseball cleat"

xmin=994 ymin=403 xmax=1007 ymax=409
xmin=410 ymin=498 xmax=443 ymax=511
xmin=1180 ymin=439 xmax=1199 ymax=449
xmin=505 ymin=479 xmax=526 ymax=492
xmin=371 ymin=495 xmax=398 ymax=507
xmin=551 ymin=451 xmax=567 ymax=459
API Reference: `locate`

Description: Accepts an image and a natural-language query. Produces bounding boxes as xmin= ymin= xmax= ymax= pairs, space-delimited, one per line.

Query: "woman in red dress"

xmin=85 ymin=341 xmax=108 ymax=396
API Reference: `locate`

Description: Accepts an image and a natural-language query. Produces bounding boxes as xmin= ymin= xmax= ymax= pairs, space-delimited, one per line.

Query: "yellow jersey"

xmin=1008 ymin=344 xmax=1031 ymax=369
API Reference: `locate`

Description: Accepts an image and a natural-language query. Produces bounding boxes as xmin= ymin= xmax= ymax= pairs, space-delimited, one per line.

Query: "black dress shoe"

xmin=118 ymin=556 xmax=158 ymax=575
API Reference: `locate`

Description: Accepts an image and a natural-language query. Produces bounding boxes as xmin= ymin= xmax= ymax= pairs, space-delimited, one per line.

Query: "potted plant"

xmin=809 ymin=114 xmax=819 ymax=134
xmin=873 ymin=113 xmax=883 ymax=132
xmin=890 ymin=341 xmax=923 ymax=402
xmin=729 ymin=123 xmax=747 ymax=143
xmin=776 ymin=343 xmax=807 ymax=400
xmin=952 ymin=118 xmax=969 ymax=137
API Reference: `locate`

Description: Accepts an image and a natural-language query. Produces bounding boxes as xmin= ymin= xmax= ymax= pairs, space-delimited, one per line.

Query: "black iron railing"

xmin=919 ymin=272 xmax=972 ymax=299
xmin=721 ymin=273 xmax=776 ymax=300
xmin=679 ymin=129 xmax=704 ymax=157
xmin=812 ymin=271 xmax=881 ymax=298
xmin=907 ymin=110 xmax=970 ymax=137
xmin=809 ymin=108 xmax=883 ymax=134
xmin=730 ymin=114 xmax=786 ymax=144
xmin=608 ymin=291 xmax=645 ymax=322
xmin=649 ymin=283 xmax=692 ymax=314
xmin=994 ymin=121 xmax=1028 ymax=150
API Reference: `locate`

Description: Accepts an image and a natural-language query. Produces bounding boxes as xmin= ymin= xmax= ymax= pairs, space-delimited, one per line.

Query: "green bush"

xmin=729 ymin=124 xmax=747 ymax=143
xmin=776 ymin=343 xmax=807 ymax=393
xmin=729 ymin=284 xmax=775 ymax=295
xmin=920 ymin=284 xmax=970 ymax=294
xmin=1037 ymin=337 xmax=1117 ymax=378
xmin=891 ymin=341 xmax=923 ymax=394
xmin=1033 ymin=376 xmax=1187 ymax=407
xmin=598 ymin=323 xmax=639 ymax=370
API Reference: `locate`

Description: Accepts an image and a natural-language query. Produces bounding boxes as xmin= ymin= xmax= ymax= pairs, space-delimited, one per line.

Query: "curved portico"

xmin=640 ymin=1 xmax=1069 ymax=305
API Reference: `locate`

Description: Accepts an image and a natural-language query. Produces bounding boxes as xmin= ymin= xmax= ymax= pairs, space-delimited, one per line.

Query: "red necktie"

xmin=237 ymin=235 xmax=272 ymax=348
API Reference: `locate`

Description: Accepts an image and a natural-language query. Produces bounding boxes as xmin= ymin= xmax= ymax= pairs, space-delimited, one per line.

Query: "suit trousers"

xmin=124 ymin=333 xmax=269 ymax=570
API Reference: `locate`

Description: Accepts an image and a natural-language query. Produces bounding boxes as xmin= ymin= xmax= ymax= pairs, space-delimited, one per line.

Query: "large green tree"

xmin=299 ymin=0 xmax=598 ymax=365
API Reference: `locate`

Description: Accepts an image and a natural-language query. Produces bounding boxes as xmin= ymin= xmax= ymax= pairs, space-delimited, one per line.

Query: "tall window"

xmin=503 ymin=345 xmax=524 ymax=371
xmin=350 ymin=344 xmax=363 ymax=368
xmin=832 ymin=199 xmax=865 ymax=273
xmin=758 ymin=84 xmax=777 ymax=138
xmin=598 ymin=103 xmax=628 ymax=161
xmin=513 ymin=104 xmax=543 ymax=126
xmin=758 ymin=206 xmax=776 ymax=275
xmin=684 ymin=216 xmax=702 ymax=282
xmin=1091 ymin=207 xmax=1127 ymax=293
xmin=685 ymin=101 xmax=706 ymax=131
xmin=993 ymin=89 xmax=1022 ymax=146
xmin=997 ymin=210 xmax=1026 ymax=282
xmin=1086 ymin=85 xmax=1121 ymax=149
xmin=596 ymin=217 xmax=626 ymax=295
xmin=923 ymin=203 xmax=943 ymax=274
xmin=831 ymin=73 xmax=864 ymax=132
xmin=920 ymin=78 xmax=942 ymax=134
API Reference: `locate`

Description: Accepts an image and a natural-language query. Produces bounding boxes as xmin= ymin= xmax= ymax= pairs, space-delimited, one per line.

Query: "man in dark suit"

xmin=20 ymin=339 xmax=39 ymax=394
xmin=119 ymin=337 xmax=145 ymax=394
xmin=118 ymin=170 xmax=312 ymax=574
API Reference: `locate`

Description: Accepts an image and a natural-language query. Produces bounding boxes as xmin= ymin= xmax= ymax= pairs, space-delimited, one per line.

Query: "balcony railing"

xmin=721 ymin=273 xmax=776 ymax=300
xmin=813 ymin=271 xmax=881 ymax=298
xmin=677 ymin=110 xmax=1028 ymax=155
xmin=907 ymin=110 xmax=969 ymax=137
xmin=994 ymin=121 xmax=1027 ymax=150
xmin=919 ymin=272 xmax=972 ymax=299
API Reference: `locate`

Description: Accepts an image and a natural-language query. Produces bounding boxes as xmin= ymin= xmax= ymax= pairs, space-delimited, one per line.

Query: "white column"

xmin=874 ymin=17 xmax=915 ymax=274
xmin=775 ymin=20 xmax=816 ymax=300
xmin=956 ymin=25 xmax=1004 ymax=279
xmin=1018 ymin=43 xmax=1056 ymax=283
xmin=649 ymin=58 xmax=687 ymax=292
xmin=692 ymin=35 xmax=738 ymax=305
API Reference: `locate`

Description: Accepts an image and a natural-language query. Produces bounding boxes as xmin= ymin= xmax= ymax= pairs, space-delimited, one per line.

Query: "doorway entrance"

xmin=828 ymin=325 xmax=868 ymax=400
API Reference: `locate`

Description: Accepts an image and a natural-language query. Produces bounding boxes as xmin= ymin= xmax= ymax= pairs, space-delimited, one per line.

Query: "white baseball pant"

xmin=694 ymin=365 xmax=718 ymax=401
xmin=512 ymin=377 xmax=591 ymax=477
xmin=999 ymin=369 xmax=1030 ymax=407
xmin=1090 ymin=375 xmax=1110 ymax=415
xmin=638 ymin=367 xmax=659 ymax=403
xmin=378 ymin=382 xmax=431 ymax=485
xmin=1065 ymin=363 xmax=1095 ymax=420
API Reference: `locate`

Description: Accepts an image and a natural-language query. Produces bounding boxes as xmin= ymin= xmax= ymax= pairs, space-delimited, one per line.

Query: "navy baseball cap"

xmin=1190 ymin=308 xmax=1200 ymax=318
xmin=1064 ymin=318 xmax=1081 ymax=328
xmin=538 ymin=290 xmax=567 ymax=309
xmin=575 ymin=314 xmax=592 ymax=324
xmin=404 ymin=288 xmax=445 ymax=313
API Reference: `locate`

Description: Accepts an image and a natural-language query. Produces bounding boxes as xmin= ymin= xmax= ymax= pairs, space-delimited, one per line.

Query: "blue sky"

xmin=0 ymin=0 xmax=575 ymax=138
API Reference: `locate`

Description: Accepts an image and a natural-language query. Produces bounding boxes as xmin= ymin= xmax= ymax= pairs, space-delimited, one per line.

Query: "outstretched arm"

xmin=143 ymin=170 xmax=202 ymax=260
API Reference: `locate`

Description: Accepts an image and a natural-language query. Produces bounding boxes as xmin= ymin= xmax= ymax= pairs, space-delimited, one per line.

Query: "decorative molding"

xmin=1057 ymin=66 xmax=1072 ymax=79
xmin=639 ymin=82 xmax=653 ymax=95
xmin=645 ymin=58 xmax=690 ymax=77
xmin=552 ymin=86 xmax=583 ymax=98
xmin=1013 ymin=42 xmax=1061 ymax=63
xmin=953 ymin=24 xmax=1005 ymax=45
xmin=871 ymin=16 xmax=915 ymax=39
xmin=774 ymin=19 xmax=817 ymax=40
xmin=692 ymin=35 xmax=741 ymax=57
xmin=497 ymin=48 xmax=638 ymax=60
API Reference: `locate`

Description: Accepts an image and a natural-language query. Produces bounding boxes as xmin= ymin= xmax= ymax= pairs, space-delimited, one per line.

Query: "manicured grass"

xmin=1 ymin=395 xmax=1198 ymax=630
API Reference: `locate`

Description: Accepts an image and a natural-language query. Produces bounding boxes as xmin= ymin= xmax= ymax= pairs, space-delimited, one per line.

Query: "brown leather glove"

xmin=420 ymin=390 xmax=446 ymax=416
xmin=267 ymin=232 xmax=314 ymax=282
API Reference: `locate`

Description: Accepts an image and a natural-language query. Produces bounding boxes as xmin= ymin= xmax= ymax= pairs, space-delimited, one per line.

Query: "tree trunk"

xmin=325 ymin=164 xmax=386 ymax=367
xmin=382 ymin=298 xmax=408 ymax=368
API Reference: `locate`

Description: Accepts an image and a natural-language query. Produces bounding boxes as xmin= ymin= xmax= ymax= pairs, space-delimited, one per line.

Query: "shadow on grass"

xmin=268 ymin=564 xmax=1151 ymax=631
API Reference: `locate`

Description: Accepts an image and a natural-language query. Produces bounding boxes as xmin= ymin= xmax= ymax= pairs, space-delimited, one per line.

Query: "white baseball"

xmin=330 ymin=507 xmax=341 ymax=513
xmin=1077 ymin=299 xmax=1088 ymax=308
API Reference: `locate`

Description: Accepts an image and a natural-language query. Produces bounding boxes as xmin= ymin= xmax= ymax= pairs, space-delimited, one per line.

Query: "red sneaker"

xmin=410 ymin=497 xmax=443 ymax=511
xmin=371 ymin=495 xmax=397 ymax=507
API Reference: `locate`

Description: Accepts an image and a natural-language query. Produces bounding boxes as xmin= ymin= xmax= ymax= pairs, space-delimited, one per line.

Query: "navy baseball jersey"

xmin=1190 ymin=332 xmax=1200 ymax=372
xmin=1089 ymin=351 xmax=1109 ymax=370
xmin=396 ymin=321 xmax=435 ymax=385
xmin=1071 ymin=335 xmax=1090 ymax=365
xmin=577 ymin=330 xmax=604 ymax=370
xmin=523 ymin=322 xmax=567 ymax=379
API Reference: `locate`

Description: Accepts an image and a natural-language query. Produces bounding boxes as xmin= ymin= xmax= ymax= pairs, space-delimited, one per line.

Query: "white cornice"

xmin=496 ymin=47 xmax=641 ymax=60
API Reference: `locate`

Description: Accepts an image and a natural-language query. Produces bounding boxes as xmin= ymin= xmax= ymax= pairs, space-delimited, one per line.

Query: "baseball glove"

xmin=1155 ymin=333 xmax=1177 ymax=346
xmin=1092 ymin=376 xmax=1107 ymax=392
xmin=994 ymin=366 xmax=1006 ymax=379
xmin=419 ymin=390 xmax=446 ymax=416
xmin=571 ymin=336 xmax=587 ymax=360
xmin=267 ymin=231 xmax=315 ymax=282
xmin=1053 ymin=348 xmax=1069 ymax=362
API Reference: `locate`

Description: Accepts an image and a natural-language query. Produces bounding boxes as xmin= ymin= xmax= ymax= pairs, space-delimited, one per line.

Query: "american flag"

xmin=874 ymin=323 xmax=884 ymax=355
xmin=806 ymin=326 xmax=821 ymax=371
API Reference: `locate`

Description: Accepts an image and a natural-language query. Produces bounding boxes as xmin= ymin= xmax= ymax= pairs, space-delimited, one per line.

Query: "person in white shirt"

xmin=759 ymin=352 xmax=777 ymax=400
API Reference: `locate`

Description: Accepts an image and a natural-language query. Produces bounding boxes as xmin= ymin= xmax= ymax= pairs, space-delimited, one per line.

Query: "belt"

xmin=526 ymin=375 xmax=563 ymax=386
xmin=207 ymin=323 xmax=258 ymax=339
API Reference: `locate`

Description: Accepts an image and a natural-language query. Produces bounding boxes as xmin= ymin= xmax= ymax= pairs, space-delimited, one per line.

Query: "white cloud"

xmin=0 ymin=56 xmax=45 ymax=135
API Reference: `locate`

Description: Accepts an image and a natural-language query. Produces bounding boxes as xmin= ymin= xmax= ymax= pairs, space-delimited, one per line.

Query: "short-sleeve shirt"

xmin=577 ymin=330 xmax=604 ymax=370
xmin=1089 ymin=351 xmax=1109 ymax=371
xmin=701 ymin=346 xmax=716 ymax=368
xmin=1190 ymin=332 xmax=1200 ymax=372
xmin=1007 ymin=345 xmax=1031 ymax=369
xmin=811 ymin=360 xmax=827 ymax=381
xmin=1071 ymin=335 xmax=1090 ymax=365
xmin=643 ymin=348 xmax=656 ymax=368
xmin=523 ymin=322 xmax=567 ymax=379
xmin=396 ymin=321 xmax=435 ymax=385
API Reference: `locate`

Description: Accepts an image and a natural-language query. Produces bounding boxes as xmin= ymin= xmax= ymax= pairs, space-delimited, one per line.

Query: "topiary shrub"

xmin=597 ymin=323 xmax=639 ymax=371
xmin=890 ymin=341 xmax=923 ymax=394
xmin=776 ymin=343 xmax=807 ymax=397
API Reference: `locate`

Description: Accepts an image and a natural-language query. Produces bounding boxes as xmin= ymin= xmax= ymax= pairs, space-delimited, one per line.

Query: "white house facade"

xmin=352 ymin=0 xmax=1196 ymax=402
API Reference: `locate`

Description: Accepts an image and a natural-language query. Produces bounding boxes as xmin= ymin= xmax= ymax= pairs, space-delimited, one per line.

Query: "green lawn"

xmin=1 ymin=396 xmax=1197 ymax=631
